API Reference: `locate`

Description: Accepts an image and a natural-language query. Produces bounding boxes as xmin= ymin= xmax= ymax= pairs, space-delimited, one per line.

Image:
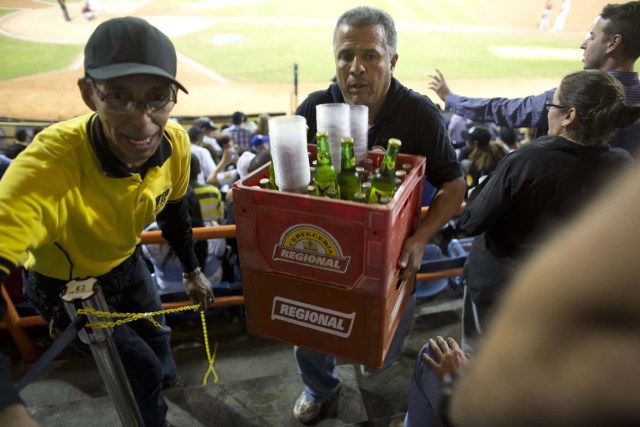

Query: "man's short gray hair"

xmin=333 ymin=6 xmax=397 ymax=59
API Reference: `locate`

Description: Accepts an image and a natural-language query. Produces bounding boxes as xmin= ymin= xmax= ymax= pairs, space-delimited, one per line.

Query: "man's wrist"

xmin=182 ymin=267 xmax=202 ymax=279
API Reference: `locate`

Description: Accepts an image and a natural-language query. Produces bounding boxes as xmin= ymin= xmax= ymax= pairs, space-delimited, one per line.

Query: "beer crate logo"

xmin=271 ymin=296 xmax=355 ymax=338
xmin=273 ymin=224 xmax=350 ymax=273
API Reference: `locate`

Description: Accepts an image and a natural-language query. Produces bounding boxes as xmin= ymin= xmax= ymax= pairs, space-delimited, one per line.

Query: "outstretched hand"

xmin=422 ymin=336 xmax=470 ymax=381
xmin=428 ymin=69 xmax=452 ymax=102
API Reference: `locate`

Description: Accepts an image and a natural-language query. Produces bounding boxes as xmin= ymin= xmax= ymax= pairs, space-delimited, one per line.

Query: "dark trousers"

xmin=23 ymin=252 xmax=176 ymax=427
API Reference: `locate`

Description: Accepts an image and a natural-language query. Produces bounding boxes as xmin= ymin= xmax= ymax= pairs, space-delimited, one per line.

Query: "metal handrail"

xmin=1 ymin=203 xmax=467 ymax=363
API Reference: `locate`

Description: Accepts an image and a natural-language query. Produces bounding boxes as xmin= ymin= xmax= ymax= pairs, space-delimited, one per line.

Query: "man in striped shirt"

xmin=429 ymin=1 xmax=640 ymax=157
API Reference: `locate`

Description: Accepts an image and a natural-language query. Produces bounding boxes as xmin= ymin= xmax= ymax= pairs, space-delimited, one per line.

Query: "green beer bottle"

xmin=325 ymin=188 xmax=339 ymax=199
xmin=337 ymin=137 xmax=360 ymax=201
xmin=314 ymin=132 xmax=339 ymax=197
xmin=268 ymin=162 xmax=278 ymax=190
xmin=353 ymin=191 xmax=367 ymax=203
xmin=368 ymin=138 xmax=401 ymax=204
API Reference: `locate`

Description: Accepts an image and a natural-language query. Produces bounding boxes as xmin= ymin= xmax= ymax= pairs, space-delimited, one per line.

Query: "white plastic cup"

xmin=316 ymin=103 xmax=350 ymax=174
xmin=269 ymin=115 xmax=310 ymax=192
xmin=349 ymin=104 xmax=368 ymax=166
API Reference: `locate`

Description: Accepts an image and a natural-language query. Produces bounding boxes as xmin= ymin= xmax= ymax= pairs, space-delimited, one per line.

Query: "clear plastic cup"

xmin=269 ymin=115 xmax=310 ymax=193
xmin=349 ymin=104 xmax=368 ymax=166
xmin=316 ymin=103 xmax=350 ymax=174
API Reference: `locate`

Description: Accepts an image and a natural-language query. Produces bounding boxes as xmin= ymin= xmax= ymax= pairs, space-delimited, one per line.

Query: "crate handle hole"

xmin=396 ymin=278 xmax=404 ymax=290
xmin=241 ymin=208 xmax=247 ymax=214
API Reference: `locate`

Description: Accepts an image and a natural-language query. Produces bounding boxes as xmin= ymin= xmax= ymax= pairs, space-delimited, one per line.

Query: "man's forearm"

xmin=414 ymin=177 xmax=466 ymax=244
xmin=446 ymin=91 xmax=552 ymax=129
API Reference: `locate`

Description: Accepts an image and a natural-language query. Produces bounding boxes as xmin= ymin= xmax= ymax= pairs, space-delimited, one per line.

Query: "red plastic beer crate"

xmin=233 ymin=148 xmax=425 ymax=367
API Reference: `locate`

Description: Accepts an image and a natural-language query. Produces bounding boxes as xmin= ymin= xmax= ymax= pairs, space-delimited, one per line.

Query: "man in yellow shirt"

xmin=0 ymin=17 xmax=213 ymax=426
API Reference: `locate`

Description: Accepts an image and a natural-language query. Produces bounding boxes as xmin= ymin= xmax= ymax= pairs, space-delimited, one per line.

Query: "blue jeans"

xmin=404 ymin=343 xmax=441 ymax=427
xmin=23 ymin=252 xmax=176 ymax=427
xmin=295 ymin=294 xmax=416 ymax=402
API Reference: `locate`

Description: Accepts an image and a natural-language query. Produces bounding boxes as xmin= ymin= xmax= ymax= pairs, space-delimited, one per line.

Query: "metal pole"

xmin=62 ymin=278 xmax=144 ymax=427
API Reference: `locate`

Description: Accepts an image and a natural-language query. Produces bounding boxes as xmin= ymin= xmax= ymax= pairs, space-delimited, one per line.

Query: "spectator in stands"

xmin=447 ymin=113 xmax=469 ymax=147
xmin=206 ymin=133 xmax=236 ymax=187
xmin=222 ymin=111 xmax=252 ymax=151
xmin=520 ymin=127 xmax=536 ymax=145
xmin=188 ymin=125 xmax=216 ymax=185
xmin=5 ymin=129 xmax=29 ymax=159
xmin=191 ymin=154 xmax=225 ymax=224
xmin=31 ymin=127 xmax=43 ymax=142
xmin=404 ymin=69 xmax=640 ymax=427
xmin=498 ymin=127 xmax=520 ymax=152
xmin=460 ymin=70 xmax=637 ymax=351
xmin=235 ymin=150 xmax=256 ymax=181
xmin=250 ymin=133 xmax=269 ymax=154
xmin=143 ymin=155 xmax=225 ymax=297
xmin=194 ymin=116 xmax=221 ymax=155
xmin=0 ymin=18 xmax=214 ymax=427
xmin=0 ymin=154 xmax=10 ymax=180
xmin=429 ymin=1 xmax=640 ymax=156
xmin=293 ymin=6 xmax=466 ymax=423
xmin=255 ymin=113 xmax=270 ymax=136
xmin=463 ymin=125 xmax=508 ymax=190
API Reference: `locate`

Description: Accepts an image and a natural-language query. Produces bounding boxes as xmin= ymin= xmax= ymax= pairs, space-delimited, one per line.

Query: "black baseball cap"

xmin=84 ymin=17 xmax=188 ymax=93
xmin=462 ymin=126 xmax=492 ymax=147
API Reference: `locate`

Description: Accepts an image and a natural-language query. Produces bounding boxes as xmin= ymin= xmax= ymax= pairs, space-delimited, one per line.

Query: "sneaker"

xmin=359 ymin=364 xmax=378 ymax=379
xmin=293 ymin=391 xmax=322 ymax=423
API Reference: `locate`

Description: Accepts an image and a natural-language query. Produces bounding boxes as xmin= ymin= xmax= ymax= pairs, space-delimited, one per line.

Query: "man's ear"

xmin=390 ymin=53 xmax=398 ymax=74
xmin=78 ymin=77 xmax=97 ymax=111
xmin=606 ymin=34 xmax=622 ymax=55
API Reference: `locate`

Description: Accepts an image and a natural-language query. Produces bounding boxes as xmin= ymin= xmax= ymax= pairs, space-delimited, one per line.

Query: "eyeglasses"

xmin=544 ymin=101 xmax=569 ymax=111
xmin=90 ymin=80 xmax=176 ymax=114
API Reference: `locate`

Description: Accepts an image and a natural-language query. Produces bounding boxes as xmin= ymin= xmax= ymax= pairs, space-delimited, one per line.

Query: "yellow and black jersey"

xmin=0 ymin=113 xmax=191 ymax=281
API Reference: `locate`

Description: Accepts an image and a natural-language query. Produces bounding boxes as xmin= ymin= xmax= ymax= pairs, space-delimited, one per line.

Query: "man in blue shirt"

xmin=429 ymin=1 xmax=640 ymax=157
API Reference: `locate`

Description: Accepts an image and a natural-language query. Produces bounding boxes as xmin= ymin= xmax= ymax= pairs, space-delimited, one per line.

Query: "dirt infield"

xmin=0 ymin=0 xmax=601 ymax=121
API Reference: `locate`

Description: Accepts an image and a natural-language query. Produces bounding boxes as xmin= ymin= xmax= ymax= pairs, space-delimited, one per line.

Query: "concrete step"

xmin=22 ymin=365 xmax=367 ymax=427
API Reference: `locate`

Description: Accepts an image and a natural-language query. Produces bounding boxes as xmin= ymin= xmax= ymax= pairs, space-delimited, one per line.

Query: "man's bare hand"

xmin=428 ymin=69 xmax=452 ymax=102
xmin=397 ymin=232 xmax=427 ymax=281
xmin=422 ymin=336 xmax=470 ymax=381
xmin=183 ymin=272 xmax=214 ymax=311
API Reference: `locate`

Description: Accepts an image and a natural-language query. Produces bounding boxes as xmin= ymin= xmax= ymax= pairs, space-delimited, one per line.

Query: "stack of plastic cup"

xmin=316 ymin=103 xmax=350 ymax=174
xmin=349 ymin=104 xmax=368 ymax=166
xmin=269 ymin=115 xmax=310 ymax=193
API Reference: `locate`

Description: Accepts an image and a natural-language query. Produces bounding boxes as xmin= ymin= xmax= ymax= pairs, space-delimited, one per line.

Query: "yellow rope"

xmin=200 ymin=311 xmax=219 ymax=385
xmin=76 ymin=305 xmax=219 ymax=385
